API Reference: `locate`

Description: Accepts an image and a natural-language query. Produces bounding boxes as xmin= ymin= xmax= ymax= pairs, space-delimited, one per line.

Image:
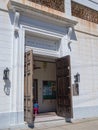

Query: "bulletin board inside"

xmin=43 ymin=81 xmax=56 ymax=99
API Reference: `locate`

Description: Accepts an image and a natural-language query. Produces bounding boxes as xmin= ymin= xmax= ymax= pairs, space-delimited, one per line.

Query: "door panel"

xmin=24 ymin=50 xmax=33 ymax=126
xmin=33 ymin=79 xmax=38 ymax=101
xmin=56 ymin=55 xmax=73 ymax=118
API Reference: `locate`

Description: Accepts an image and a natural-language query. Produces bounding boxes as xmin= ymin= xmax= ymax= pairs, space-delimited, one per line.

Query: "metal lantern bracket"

xmin=3 ymin=67 xmax=9 ymax=80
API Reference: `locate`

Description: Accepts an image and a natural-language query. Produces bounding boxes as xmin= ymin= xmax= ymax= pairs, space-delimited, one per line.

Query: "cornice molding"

xmin=8 ymin=0 xmax=77 ymax=27
xmin=88 ymin=0 xmax=98 ymax=4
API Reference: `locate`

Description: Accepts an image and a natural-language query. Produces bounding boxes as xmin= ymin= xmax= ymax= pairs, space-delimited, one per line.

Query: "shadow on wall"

xmin=4 ymin=79 xmax=11 ymax=96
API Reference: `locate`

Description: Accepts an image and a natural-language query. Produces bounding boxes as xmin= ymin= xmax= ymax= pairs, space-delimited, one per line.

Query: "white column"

xmin=64 ymin=0 xmax=71 ymax=18
xmin=10 ymin=11 xmax=24 ymax=126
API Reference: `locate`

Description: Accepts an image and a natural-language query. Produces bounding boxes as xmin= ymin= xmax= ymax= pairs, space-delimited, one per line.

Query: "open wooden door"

xmin=56 ymin=55 xmax=73 ymax=118
xmin=24 ymin=50 xmax=33 ymax=127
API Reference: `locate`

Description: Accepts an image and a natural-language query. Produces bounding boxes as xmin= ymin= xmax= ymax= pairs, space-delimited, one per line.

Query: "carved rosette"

xmin=71 ymin=1 xmax=98 ymax=24
xmin=28 ymin=0 xmax=64 ymax=12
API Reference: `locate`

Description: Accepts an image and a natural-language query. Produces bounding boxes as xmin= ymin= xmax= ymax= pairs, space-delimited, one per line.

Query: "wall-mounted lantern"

xmin=74 ymin=72 xmax=80 ymax=83
xmin=73 ymin=72 xmax=80 ymax=96
xmin=3 ymin=67 xmax=10 ymax=80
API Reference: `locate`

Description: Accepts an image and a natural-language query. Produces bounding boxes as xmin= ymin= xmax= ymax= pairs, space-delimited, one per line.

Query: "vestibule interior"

xmin=33 ymin=55 xmax=56 ymax=113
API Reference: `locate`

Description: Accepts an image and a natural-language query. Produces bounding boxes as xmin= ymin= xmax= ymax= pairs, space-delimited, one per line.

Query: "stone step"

xmin=34 ymin=112 xmax=65 ymax=123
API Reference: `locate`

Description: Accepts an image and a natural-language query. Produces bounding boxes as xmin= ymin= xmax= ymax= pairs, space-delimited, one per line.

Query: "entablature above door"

xmin=8 ymin=0 xmax=77 ymax=27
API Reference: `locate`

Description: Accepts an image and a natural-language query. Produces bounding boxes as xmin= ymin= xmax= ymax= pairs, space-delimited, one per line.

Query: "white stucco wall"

xmin=0 ymin=8 xmax=12 ymax=129
xmin=71 ymin=23 xmax=98 ymax=119
xmin=0 ymin=1 xmax=24 ymax=129
xmin=0 ymin=10 xmax=12 ymax=112
xmin=0 ymin=0 xmax=9 ymax=10
xmin=0 ymin=0 xmax=98 ymax=129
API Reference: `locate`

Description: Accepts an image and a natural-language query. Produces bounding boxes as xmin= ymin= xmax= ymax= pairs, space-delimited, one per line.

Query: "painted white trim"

xmin=88 ymin=0 xmax=98 ymax=4
xmin=64 ymin=0 xmax=71 ymax=18
xmin=67 ymin=27 xmax=73 ymax=42
xmin=25 ymin=46 xmax=60 ymax=58
xmin=10 ymin=23 xmax=25 ymax=126
xmin=23 ymin=24 xmax=63 ymax=39
xmin=21 ymin=25 xmax=62 ymax=58
xmin=13 ymin=11 xmax=20 ymax=33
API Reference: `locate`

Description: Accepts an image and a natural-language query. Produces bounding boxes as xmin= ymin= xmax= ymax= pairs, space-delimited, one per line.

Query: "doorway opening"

xmin=33 ymin=56 xmax=57 ymax=122
xmin=24 ymin=50 xmax=73 ymax=126
xmin=33 ymin=56 xmax=57 ymax=113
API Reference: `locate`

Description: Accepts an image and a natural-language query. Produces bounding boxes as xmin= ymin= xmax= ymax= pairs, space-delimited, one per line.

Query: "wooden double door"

xmin=24 ymin=50 xmax=73 ymax=126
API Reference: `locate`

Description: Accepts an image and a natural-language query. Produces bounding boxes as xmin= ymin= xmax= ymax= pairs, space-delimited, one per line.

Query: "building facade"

xmin=0 ymin=0 xmax=98 ymax=129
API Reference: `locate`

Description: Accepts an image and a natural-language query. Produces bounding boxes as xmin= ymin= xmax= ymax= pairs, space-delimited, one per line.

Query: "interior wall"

xmin=33 ymin=59 xmax=56 ymax=113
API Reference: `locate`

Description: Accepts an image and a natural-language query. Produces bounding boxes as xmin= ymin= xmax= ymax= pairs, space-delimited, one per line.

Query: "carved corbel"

xmin=67 ymin=27 xmax=73 ymax=51
xmin=14 ymin=11 xmax=20 ymax=35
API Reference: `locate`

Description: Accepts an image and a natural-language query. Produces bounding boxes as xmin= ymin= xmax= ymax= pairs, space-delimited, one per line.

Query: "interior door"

xmin=24 ymin=50 xmax=33 ymax=127
xmin=56 ymin=55 xmax=73 ymax=118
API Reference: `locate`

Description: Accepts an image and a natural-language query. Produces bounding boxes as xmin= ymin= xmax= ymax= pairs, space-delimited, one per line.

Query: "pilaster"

xmin=10 ymin=11 xmax=24 ymax=126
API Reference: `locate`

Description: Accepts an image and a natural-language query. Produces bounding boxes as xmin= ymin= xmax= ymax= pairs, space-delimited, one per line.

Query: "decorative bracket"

xmin=14 ymin=11 xmax=20 ymax=34
xmin=67 ymin=27 xmax=73 ymax=51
